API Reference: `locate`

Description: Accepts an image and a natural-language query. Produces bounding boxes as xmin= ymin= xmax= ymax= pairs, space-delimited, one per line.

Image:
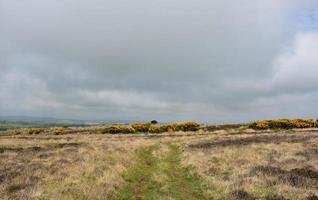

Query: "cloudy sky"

xmin=1 ymin=0 xmax=318 ymax=123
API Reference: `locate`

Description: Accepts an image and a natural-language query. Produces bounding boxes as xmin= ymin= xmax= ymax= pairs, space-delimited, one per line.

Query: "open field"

xmin=1 ymin=129 xmax=318 ymax=200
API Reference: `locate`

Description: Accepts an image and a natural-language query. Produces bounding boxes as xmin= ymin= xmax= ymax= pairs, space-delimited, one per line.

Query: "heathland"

xmin=1 ymin=119 xmax=318 ymax=200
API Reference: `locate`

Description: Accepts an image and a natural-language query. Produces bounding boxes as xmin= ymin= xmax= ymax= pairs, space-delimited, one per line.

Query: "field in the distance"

xmin=1 ymin=128 xmax=318 ymax=200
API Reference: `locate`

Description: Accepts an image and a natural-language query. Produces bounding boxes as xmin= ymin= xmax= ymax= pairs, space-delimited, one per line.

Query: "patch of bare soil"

xmin=188 ymin=134 xmax=318 ymax=149
xmin=251 ymin=166 xmax=318 ymax=188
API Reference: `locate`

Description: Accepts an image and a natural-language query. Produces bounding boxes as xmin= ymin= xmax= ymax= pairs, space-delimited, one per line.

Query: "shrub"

xmin=102 ymin=121 xmax=202 ymax=134
xmin=163 ymin=124 xmax=175 ymax=132
xmin=53 ymin=128 xmax=65 ymax=135
xmin=148 ymin=125 xmax=162 ymax=133
xmin=102 ymin=124 xmax=121 ymax=134
xmin=249 ymin=119 xmax=318 ymax=130
xmin=148 ymin=121 xmax=201 ymax=133
xmin=28 ymin=128 xmax=44 ymax=135
xmin=131 ymin=123 xmax=151 ymax=132
xmin=14 ymin=130 xmax=22 ymax=135
xmin=102 ymin=124 xmax=136 ymax=134
xmin=249 ymin=121 xmax=269 ymax=130
xmin=174 ymin=121 xmax=201 ymax=132
xmin=122 ymin=126 xmax=136 ymax=134
xmin=151 ymin=120 xmax=158 ymax=124
xmin=148 ymin=124 xmax=173 ymax=133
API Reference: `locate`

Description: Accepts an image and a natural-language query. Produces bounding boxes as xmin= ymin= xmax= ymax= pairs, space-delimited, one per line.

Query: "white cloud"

xmin=0 ymin=70 xmax=63 ymax=111
xmin=1 ymin=1 xmax=318 ymax=122
xmin=272 ymin=32 xmax=318 ymax=92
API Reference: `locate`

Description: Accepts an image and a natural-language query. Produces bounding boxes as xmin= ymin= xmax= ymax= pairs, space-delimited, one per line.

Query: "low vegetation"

xmin=118 ymin=143 xmax=207 ymax=200
xmin=249 ymin=118 xmax=318 ymax=130
xmin=1 ymin=120 xmax=318 ymax=199
xmin=3 ymin=118 xmax=318 ymax=136
xmin=102 ymin=121 xmax=202 ymax=134
xmin=185 ymin=132 xmax=318 ymax=200
xmin=28 ymin=128 xmax=44 ymax=135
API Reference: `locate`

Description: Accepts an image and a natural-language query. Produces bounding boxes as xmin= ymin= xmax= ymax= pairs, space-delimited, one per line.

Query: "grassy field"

xmin=1 ymin=129 xmax=318 ymax=200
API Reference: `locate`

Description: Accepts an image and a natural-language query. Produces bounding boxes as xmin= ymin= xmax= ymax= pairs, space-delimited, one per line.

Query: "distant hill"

xmin=0 ymin=115 xmax=87 ymax=124
xmin=0 ymin=115 xmax=139 ymax=131
xmin=0 ymin=115 xmax=98 ymax=131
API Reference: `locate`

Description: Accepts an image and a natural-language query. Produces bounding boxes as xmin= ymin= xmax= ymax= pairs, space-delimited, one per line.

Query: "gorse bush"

xmin=53 ymin=128 xmax=65 ymax=135
xmin=28 ymin=128 xmax=44 ymax=135
xmin=102 ymin=121 xmax=202 ymax=134
xmin=131 ymin=123 xmax=151 ymax=132
xmin=148 ymin=125 xmax=162 ymax=133
xmin=102 ymin=124 xmax=136 ymax=134
xmin=148 ymin=122 xmax=201 ymax=133
xmin=249 ymin=119 xmax=318 ymax=130
xmin=174 ymin=121 xmax=201 ymax=131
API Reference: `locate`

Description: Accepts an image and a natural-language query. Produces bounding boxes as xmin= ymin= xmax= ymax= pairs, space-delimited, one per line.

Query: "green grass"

xmin=162 ymin=144 xmax=207 ymax=200
xmin=117 ymin=145 xmax=162 ymax=200
xmin=116 ymin=144 xmax=207 ymax=200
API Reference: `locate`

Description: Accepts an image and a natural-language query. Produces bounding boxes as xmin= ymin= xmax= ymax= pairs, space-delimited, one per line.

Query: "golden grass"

xmin=0 ymin=134 xmax=155 ymax=199
xmin=182 ymin=132 xmax=318 ymax=200
xmin=1 ymin=128 xmax=318 ymax=199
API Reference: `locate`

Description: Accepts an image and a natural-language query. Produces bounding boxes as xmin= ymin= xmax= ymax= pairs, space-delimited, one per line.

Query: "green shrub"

xmin=151 ymin=120 xmax=158 ymax=124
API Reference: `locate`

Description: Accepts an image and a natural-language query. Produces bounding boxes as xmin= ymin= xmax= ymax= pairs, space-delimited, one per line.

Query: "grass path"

xmin=116 ymin=143 xmax=207 ymax=200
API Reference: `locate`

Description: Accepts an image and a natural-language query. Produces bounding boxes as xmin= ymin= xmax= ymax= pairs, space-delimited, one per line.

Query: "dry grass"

xmin=1 ymin=129 xmax=318 ymax=199
xmin=183 ymin=131 xmax=318 ymax=200
xmin=0 ymin=134 xmax=156 ymax=199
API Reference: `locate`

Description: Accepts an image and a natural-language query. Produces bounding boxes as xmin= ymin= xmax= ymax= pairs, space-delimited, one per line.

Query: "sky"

xmin=1 ymin=0 xmax=318 ymax=123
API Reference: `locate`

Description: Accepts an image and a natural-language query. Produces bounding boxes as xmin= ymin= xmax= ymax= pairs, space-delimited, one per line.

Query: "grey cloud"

xmin=1 ymin=0 xmax=318 ymax=122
